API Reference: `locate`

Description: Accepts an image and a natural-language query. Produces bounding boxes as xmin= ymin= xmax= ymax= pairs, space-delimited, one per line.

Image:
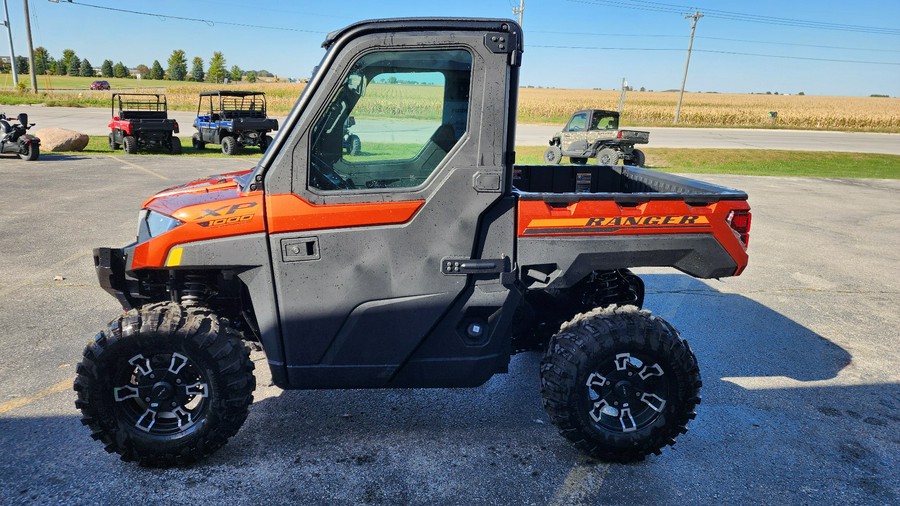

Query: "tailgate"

xmin=514 ymin=165 xmax=750 ymax=287
xmin=619 ymin=129 xmax=649 ymax=143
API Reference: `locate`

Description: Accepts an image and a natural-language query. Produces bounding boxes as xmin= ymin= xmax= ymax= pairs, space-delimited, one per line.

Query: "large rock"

xmin=33 ymin=128 xmax=89 ymax=152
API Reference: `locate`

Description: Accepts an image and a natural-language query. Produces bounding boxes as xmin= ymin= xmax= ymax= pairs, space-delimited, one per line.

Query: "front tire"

xmin=108 ymin=133 xmax=120 ymax=150
xmin=19 ymin=142 xmax=39 ymax=161
xmin=74 ymin=303 xmax=256 ymax=467
xmin=544 ymin=145 xmax=562 ymax=164
xmin=540 ymin=305 xmax=701 ymax=463
xmin=191 ymin=133 xmax=206 ymax=150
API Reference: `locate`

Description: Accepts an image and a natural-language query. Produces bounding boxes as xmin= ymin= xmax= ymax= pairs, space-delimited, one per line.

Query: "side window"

xmin=309 ymin=49 xmax=473 ymax=191
xmin=591 ymin=114 xmax=618 ymax=130
xmin=566 ymin=113 xmax=588 ymax=132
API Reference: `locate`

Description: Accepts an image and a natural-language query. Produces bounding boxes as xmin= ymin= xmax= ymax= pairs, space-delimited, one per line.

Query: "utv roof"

xmin=323 ymin=17 xmax=524 ymax=50
xmin=576 ymin=109 xmax=619 ymax=116
xmin=199 ymin=91 xmax=266 ymax=97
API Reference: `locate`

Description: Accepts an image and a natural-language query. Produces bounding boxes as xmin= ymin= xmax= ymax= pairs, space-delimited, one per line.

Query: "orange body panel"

xmin=517 ymin=198 xmax=750 ymax=275
xmin=130 ymin=168 xmax=424 ymax=269
xmin=132 ymin=192 xmax=265 ymax=269
xmin=265 ymin=194 xmax=424 ymax=234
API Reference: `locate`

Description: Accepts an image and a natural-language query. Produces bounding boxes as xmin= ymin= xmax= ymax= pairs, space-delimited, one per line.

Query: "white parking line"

xmin=110 ymin=155 xmax=170 ymax=180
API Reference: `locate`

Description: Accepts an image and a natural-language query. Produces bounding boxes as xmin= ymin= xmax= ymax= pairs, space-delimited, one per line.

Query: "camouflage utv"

xmin=545 ymin=109 xmax=649 ymax=166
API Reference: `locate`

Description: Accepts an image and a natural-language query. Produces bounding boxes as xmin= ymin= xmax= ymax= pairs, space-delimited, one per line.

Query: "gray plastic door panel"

xmin=264 ymin=30 xmax=515 ymax=374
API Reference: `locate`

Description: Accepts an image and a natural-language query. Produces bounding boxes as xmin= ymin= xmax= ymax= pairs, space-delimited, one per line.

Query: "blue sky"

xmin=8 ymin=0 xmax=899 ymax=96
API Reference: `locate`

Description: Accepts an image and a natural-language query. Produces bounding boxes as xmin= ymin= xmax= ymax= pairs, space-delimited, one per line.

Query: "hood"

xmin=142 ymin=170 xmax=255 ymax=217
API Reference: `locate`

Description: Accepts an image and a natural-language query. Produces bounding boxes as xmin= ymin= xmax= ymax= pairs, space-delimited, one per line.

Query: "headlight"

xmin=137 ymin=210 xmax=183 ymax=243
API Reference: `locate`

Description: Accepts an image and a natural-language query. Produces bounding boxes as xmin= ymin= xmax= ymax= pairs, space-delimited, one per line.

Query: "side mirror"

xmin=17 ymin=113 xmax=27 ymax=125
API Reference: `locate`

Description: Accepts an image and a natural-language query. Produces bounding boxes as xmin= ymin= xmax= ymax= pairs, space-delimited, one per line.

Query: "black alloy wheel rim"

xmin=112 ymin=351 xmax=210 ymax=436
xmin=584 ymin=352 xmax=670 ymax=433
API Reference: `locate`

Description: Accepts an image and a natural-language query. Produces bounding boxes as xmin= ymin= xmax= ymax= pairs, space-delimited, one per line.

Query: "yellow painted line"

xmin=0 ymin=250 xmax=90 ymax=298
xmin=0 ymin=380 xmax=71 ymax=415
xmin=111 ymin=155 xmax=170 ymax=180
xmin=549 ymin=460 xmax=611 ymax=506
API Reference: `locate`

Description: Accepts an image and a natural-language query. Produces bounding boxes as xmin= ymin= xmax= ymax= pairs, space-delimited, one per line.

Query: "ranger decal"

xmin=524 ymin=215 xmax=709 ymax=234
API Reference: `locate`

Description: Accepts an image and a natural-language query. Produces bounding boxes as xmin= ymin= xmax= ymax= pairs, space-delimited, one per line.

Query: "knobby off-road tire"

xmin=123 ymin=136 xmax=138 ymax=154
xmin=260 ymin=134 xmax=273 ymax=152
xmin=221 ymin=136 xmax=240 ymax=155
xmin=544 ymin=145 xmax=562 ymax=164
xmin=347 ymin=134 xmax=361 ymax=156
xmin=19 ymin=143 xmax=39 ymax=161
xmin=191 ymin=133 xmax=206 ymax=150
xmin=596 ymin=148 xmax=619 ymax=165
xmin=74 ymin=302 xmax=256 ymax=467
xmin=108 ymin=133 xmax=120 ymax=150
xmin=169 ymin=138 xmax=183 ymax=154
xmin=540 ymin=305 xmax=701 ymax=463
xmin=630 ymin=149 xmax=646 ymax=167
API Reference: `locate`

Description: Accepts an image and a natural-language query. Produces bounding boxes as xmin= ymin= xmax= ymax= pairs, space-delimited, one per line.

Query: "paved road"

xmin=0 ymin=155 xmax=897 ymax=504
xmin=12 ymin=105 xmax=900 ymax=154
xmin=516 ymin=124 xmax=900 ymax=155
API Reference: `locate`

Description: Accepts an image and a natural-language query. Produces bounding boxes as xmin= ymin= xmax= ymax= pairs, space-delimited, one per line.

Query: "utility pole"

xmin=2 ymin=0 xmax=17 ymax=87
xmin=512 ymin=0 xmax=524 ymax=26
xmin=23 ymin=0 xmax=36 ymax=92
xmin=618 ymin=78 xmax=628 ymax=113
xmin=674 ymin=10 xmax=703 ymax=125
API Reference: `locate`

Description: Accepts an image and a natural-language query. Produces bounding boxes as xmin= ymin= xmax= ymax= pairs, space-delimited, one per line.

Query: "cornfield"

xmin=517 ymin=88 xmax=900 ymax=132
xmin=2 ymin=78 xmax=898 ymax=132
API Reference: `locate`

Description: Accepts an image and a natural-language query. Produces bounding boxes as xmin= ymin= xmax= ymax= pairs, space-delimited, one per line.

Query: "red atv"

xmin=108 ymin=94 xmax=181 ymax=154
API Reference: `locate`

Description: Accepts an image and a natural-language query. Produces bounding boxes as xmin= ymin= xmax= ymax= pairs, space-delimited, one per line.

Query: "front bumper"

xmin=93 ymin=246 xmax=138 ymax=310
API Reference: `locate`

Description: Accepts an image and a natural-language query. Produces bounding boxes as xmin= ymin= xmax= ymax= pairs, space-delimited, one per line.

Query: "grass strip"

xmin=47 ymin=138 xmax=900 ymax=179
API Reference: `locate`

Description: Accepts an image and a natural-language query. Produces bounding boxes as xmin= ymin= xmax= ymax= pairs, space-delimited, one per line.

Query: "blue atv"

xmin=192 ymin=91 xmax=279 ymax=155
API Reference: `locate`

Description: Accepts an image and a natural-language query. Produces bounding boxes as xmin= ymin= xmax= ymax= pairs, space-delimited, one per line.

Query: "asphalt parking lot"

xmin=0 ymin=153 xmax=897 ymax=505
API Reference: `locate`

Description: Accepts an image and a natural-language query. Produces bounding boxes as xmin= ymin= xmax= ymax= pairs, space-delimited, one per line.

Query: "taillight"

xmin=727 ymin=209 xmax=752 ymax=246
xmin=617 ymin=130 xmax=623 ymax=139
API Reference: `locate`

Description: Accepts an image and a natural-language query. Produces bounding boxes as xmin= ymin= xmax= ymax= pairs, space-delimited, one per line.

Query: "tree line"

xmin=1 ymin=47 xmax=276 ymax=83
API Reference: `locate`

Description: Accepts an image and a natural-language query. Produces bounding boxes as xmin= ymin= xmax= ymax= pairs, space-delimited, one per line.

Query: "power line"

xmin=529 ymin=44 xmax=900 ymax=66
xmin=532 ymin=30 xmax=900 ymax=53
xmin=564 ymin=0 xmax=900 ymax=35
xmin=54 ymin=1 xmax=326 ymax=34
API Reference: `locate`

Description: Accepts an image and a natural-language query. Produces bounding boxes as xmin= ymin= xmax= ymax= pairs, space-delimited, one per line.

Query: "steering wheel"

xmin=310 ymin=152 xmax=354 ymax=190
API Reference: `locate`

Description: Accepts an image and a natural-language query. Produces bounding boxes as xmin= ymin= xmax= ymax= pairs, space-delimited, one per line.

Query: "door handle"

xmin=281 ymin=237 xmax=320 ymax=262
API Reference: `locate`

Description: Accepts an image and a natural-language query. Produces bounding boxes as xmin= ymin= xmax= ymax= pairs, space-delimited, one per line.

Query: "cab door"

xmin=263 ymin=26 xmax=520 ymax=388
xmin=560 ymin=111 xmax=589 ymax=155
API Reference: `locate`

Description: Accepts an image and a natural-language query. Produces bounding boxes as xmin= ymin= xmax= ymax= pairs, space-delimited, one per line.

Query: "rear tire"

xmin=541 ymin=305 xmax=701 ymax=463
xmin=191 ymin=133 xmax=206 ymax=150
xmin=347 ymin=134 xmax=361 ymax=156
xmin=18 ymin=142 xmax=39 ymax=161
xmin=596 ymin=148 xmax=619 ymax=165
xmin=221 ymin=136 xmax=239 ymax=155
xmin=630 ymin=149 xmax=646 ymax=167
xmin=74 ymin=303 xmax=256 ymax=467
xmin=544 ymin=145 xmax=562 ymax=164
xmin=169 ymin=138 xmax=182 ymax=154
xmin=260 ymin=135 xmax=273 ymax=152
xmin=123 ymin=136 xmax=138 ymax=154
